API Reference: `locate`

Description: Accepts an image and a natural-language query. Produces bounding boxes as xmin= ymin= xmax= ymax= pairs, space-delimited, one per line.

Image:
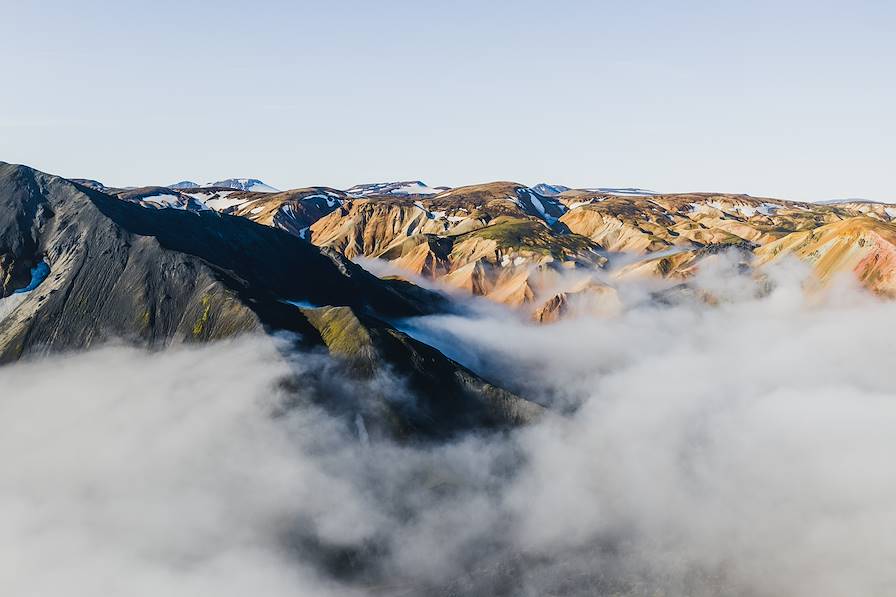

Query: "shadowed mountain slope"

xmin=0 ymin=162 xmax=540 ymax=435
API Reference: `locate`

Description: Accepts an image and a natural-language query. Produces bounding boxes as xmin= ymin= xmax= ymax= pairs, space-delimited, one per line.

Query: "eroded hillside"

xmin=0 ymin=163 xmax=541 ymax=437
xmin=135 ymin=177 xmax=896 ymax=318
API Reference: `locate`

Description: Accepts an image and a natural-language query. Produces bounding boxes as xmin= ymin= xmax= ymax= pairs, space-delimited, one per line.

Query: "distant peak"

xmin=345 ymin=181 xmax=442 ymax=197
xmin=168 ymin=180 xmax=199 ymax=189
xmin=815 ymin=198 xmax=887 ymax=205
xmin=582 ymin=187 xmax=659 ymax=196
xmin=531 ymin=183 xmax=570 ymax=196
xmin=204 ymin=179 xmax=279 ymax=193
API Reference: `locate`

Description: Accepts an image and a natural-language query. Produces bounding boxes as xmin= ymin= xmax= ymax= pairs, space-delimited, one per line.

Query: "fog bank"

xmin=2 ymin=259 xmax=896 ymax=596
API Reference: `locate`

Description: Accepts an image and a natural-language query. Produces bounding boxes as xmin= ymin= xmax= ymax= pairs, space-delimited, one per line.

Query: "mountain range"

xmin=169 ymin=178 xmax=279 ymax=192
xmin=5 ymin=161 xmax=896 ymax=431
xmin=0 ymin=163 xmax=541 ymax=438
xmin=103 ymin=174 xmax=896 ymax=310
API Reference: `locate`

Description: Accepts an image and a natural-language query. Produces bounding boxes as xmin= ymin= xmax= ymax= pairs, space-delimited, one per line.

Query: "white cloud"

xmin=2 ymin=259 xmax=896 ymax=595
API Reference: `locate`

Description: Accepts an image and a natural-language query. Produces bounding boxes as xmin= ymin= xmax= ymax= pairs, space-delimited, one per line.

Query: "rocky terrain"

xmin=6 ymin=160 xmax=896 ymax=433
xmin=45 ymin=168 xmax=896 ymax=324
xmin=0 ymin=162 xmax=541 ymax=437
xmin=107 ymin=175 xmax=896 ymax=317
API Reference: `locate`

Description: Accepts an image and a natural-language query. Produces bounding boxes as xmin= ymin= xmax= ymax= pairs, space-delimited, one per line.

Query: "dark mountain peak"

xmin=0 ymin=162 xmax=537 ymax=436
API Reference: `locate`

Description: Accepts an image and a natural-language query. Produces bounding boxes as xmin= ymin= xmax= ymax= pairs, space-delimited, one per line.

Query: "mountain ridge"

xmin=0 ymin=161 xmax=541 ymax=436
xmin=48 ymin=166 xmax=896 ymax=316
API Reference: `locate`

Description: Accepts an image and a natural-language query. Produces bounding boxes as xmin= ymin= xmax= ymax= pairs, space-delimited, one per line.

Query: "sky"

xmin=1 ymin=0 xmax=893 ymax=201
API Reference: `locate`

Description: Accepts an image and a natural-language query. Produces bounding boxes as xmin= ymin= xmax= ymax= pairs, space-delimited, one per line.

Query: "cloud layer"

xmin=2 ymin=259 xmax=896 ymax=596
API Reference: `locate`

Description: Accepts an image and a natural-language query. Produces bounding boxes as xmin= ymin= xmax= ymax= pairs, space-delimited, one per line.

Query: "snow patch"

xmin=0 ymin=294 xmax=27 ymax=323
xmin=346 ymin=181 xmax=440 ymax=197
xmin=300 ymin=194 xmax=342 ymax=208
xmin=0 ymin=260 xmax=50 ymax=323
xmin=504 ymin=194 xmax=523 ymax=208
xmin=529 ymin=194 xmax=547 ymax=217
xmin=583 ymin=187 xmax=658 ymax=197
xmin=15 ymin=260 xmax=50 ymax=294
xmin=138 ymin=194 xmax=190 ymax=209
xmin=283 ymin=299 xmax=321 ymax=309
xmin=499 ymin=254 xmax=529 ymax=268
xmin=206 ymin=179 xmax=279 ymax=193
xmin=204 ymin=193 xmax=249 ymax=211
xmin=568 ymin=199 xmax=606 ymax=209
xmin=394 ymin=182 xmax=439 ymax=195
xmin=700 ymin=201 xmax=781 ymax=218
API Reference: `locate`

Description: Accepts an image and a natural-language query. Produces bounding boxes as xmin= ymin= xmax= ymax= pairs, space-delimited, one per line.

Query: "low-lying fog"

xmin=3 ymin=255 xmax=895 ymax=596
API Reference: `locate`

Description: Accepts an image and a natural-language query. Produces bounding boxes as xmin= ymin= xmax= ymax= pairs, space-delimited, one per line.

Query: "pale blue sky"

xmin=1 ymin=0 xmax=893 ymax=200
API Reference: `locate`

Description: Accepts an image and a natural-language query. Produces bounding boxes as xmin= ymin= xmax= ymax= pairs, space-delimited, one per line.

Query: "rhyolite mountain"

xmin=13 ymin=160 xmax=896 ymax=329
xmin=0 ymin=162 xmax=540 ymax=437
xmin=204 ymin=181 xmax=896 ymax=312
xmin=91 ymin=172 xmax=896 ymax=316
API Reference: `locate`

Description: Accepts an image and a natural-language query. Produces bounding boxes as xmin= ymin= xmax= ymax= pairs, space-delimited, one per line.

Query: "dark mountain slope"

xmin=0 ymin=162 xmax=539 ymax=435
xmin=295 ymin=305 xmax=541 ymax=437
xmin=0 ymin=162 xmax=432 ymax=355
